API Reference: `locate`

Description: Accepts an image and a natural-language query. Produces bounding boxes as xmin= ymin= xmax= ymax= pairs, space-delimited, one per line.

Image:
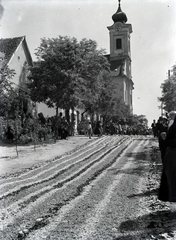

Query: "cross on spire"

xmin=118 ymin=0 xmax=122 ymax=12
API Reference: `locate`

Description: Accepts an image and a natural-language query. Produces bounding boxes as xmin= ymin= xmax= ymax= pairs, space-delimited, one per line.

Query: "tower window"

xmin=116 ymin=38 xmax=122 ymax=49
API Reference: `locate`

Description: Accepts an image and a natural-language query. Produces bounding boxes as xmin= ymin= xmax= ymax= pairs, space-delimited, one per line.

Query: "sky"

xmin=0 ymin=0 xmax=176 ymax=125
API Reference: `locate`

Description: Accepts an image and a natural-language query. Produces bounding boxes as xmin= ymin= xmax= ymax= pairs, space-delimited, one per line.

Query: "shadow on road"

xmin=115 ymin=210 xmax=176 ymax=240
xmin=108 ymin=151 xmax=150 ymax=177
xmin=127 ymin=188 xmax=158 ymax=198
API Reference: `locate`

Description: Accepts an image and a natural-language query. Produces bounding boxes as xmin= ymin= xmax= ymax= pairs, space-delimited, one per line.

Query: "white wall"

xmin=8 ymin=42 xmax=26 ymax=86
xmin=36 ymin=103 xmax=57 ymax=117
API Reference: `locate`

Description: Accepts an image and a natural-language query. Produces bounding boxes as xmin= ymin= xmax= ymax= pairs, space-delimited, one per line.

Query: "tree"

xmin=94 ymin=70 xmax=130 ymax=122
xmin=28 ymin=36 xmax=110 ymax=116
xmin=77 ymin=39 xmax=110 ymax=110
xmin=159 ymin=64 xmax=176 ymax=112
xmin=127 ymin=114 xmax=148 ymax=130
xmin=0 ymin=52 xmax=17 ymax=117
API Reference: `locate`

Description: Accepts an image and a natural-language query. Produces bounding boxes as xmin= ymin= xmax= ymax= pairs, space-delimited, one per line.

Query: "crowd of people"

xmin=1 ymin=110 xmax=152 ymax=144
xmin=1 ymin=112 xmax=151 ymax=143
xmin=1 ymin=112 xmax=72 ymax=143
xmin=151 ymin=111 xmax=176 ymax=210
xmin=78 ymin=118 xmax=150 ymax=138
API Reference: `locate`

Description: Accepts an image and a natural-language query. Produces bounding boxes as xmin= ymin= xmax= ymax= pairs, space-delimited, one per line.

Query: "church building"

xmin=106 ymin=0 xmax=134 ymax=113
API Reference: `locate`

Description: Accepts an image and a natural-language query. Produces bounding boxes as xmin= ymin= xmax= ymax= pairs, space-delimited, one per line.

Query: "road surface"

xmin=0 ymin=135 xmax=176 ymax=239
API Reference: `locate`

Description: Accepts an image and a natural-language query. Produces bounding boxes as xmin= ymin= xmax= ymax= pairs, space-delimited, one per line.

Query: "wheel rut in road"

xmin=0 ymin=136 xmax=150 ymax=240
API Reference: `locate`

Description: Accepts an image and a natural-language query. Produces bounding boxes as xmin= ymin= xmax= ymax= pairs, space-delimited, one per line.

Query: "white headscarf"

xmin=168 ymin=111 xmax=176 ymax=128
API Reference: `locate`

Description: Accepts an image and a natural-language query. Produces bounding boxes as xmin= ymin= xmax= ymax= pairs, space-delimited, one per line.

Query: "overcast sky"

xmin=1 ymin=0 xmax=176 ymax=125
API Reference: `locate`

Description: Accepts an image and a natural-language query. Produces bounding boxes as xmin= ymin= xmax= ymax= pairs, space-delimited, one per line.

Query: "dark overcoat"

xmin=158 ymin=118 xmax=176 ymax=202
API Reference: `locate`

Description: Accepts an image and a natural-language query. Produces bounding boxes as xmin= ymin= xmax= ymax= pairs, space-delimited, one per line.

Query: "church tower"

xmin=107 ymin=0 xmax=134 ymax=113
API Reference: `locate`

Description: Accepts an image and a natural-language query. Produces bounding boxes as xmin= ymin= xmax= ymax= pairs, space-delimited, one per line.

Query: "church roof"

xmin=112 ymin=0 xmax=127 ymax=23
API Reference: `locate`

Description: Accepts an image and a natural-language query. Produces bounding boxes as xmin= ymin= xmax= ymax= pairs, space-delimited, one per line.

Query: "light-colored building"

xmin=0 ymin=36 xmax=83 ymax=131
xmin=0 ymin=36 xmax=32 ymax=85
xmin=106 ymin=0 xmax=134 ymax=113
xmin=0 ymin=36 xmax=59 ymax=118
xmin=0 ymin=36 xmax=35 ymax=115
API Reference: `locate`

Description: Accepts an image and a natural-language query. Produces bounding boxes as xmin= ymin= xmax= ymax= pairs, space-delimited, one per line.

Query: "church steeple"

xmin=112 ymin=0 xmax=127 ymax=24
xmin=107 ymin=0 xmax=134 ymax=113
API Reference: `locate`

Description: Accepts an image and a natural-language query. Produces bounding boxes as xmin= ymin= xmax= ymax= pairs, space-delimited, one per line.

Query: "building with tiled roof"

xmin=0 ymin=37 xmax=23 ymax=64
xmin=0 ymin=36 xmax=34 ymax=115
xmin=0 ymin=36 xmax=33 ymax=67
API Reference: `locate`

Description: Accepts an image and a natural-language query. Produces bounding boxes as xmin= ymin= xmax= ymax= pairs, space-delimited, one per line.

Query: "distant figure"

xmin=109 ymin=120 xmax=116 ymax=135
xmin=60 ymin=117 xmax=69 ymax=139
xmin=151 ymin=119 xmax=157 ymax=137
xmin=87 ymin=121 xmax=93 ymax=139
xmin=94 ymin=121 xmax=103 ymax=137
xmin=6 ymin=126 xmax=14 ymax=142
xmin=38 ymin=112 xmax=46 ymax=125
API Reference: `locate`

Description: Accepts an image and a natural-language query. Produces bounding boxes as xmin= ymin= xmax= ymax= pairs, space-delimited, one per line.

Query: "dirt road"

xmin=0 ymin=135 xmax=176 ymax=239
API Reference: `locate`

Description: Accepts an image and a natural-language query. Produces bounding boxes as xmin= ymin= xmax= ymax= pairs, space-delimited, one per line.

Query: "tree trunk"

xmin=54 ymin=106 xmax=59 ymax=141
xmin=56 ymin=106 xmax=58 ymax=117
xmin=65 ymin=109 xmax=70 ymax=123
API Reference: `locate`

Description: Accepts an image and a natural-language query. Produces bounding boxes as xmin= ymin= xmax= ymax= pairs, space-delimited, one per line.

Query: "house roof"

xmin=0 ymin=36 xmax=33 ymax=66
xmin=0 ymin=36 xmax=23 ymax=63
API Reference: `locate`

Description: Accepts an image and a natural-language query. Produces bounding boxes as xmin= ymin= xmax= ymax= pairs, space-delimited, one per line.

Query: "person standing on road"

xmin=94 ymin=121 xmax=103 ymax=137
xmin=60 ymin=117 xmax=69 ymax=140
xmin=87 ymin=121 xmax=93 ymax=139
xmin=157 ymin=116 xmax=168 ymax=163
xmin=109 ymin=120 xmax=116 ymax=135
xmin=158 ymin=111 xmax=176 ymax=209
xmin=151 ymin=119 xmax=157 ymax=137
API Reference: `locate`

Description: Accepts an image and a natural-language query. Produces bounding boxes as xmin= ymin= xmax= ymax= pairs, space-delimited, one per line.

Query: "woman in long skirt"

xmin=158 ymin=111 xmax=176 ymax=210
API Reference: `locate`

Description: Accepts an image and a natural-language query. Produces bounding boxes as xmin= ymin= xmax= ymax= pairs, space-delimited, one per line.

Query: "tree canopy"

xmin=159 ymin=64 xmax=176 ymax=112
xmin=27 ymin=36 xmax=133 ymax=122
xmin=28 ymin=36 xmax=110 ymax=115
xmin=128 ymin=114 xmax=148 ymax=129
